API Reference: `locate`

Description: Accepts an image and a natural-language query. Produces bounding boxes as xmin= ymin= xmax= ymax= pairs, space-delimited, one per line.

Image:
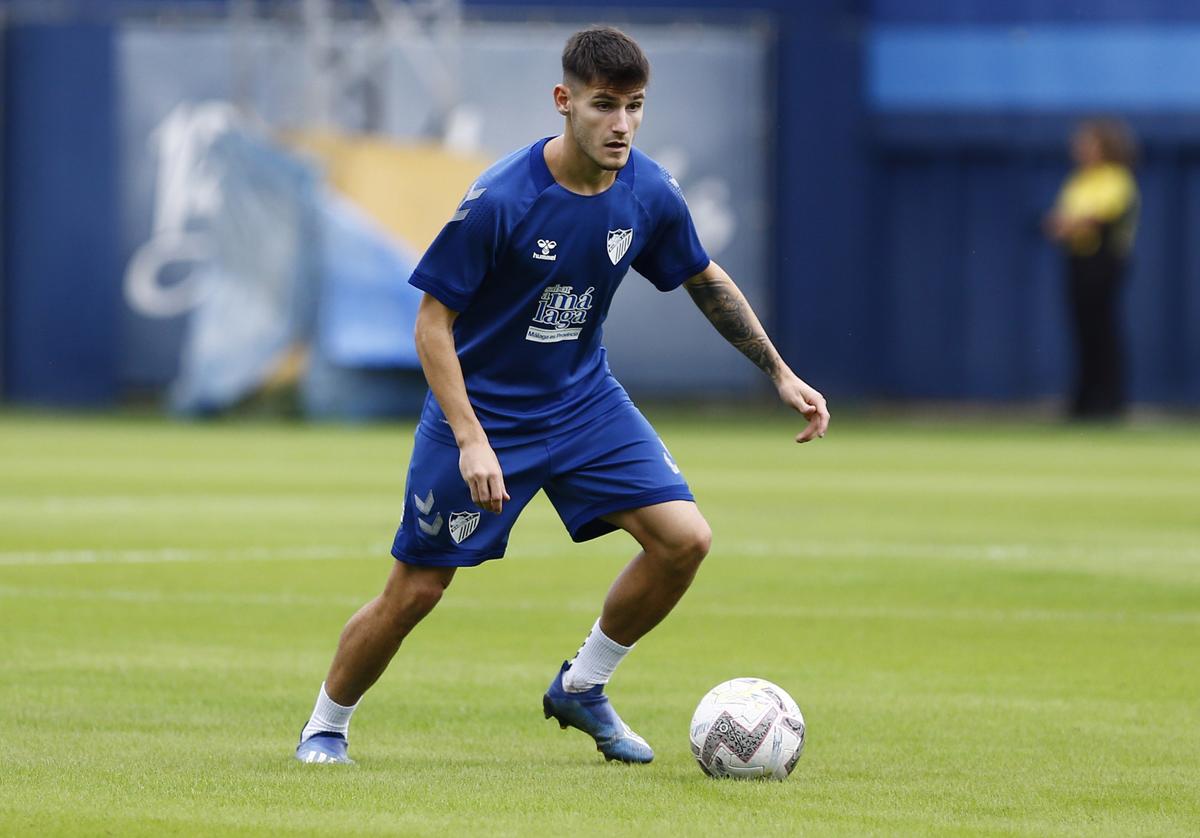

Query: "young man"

xmin=296 ymin=26 xmax=829 ymax=766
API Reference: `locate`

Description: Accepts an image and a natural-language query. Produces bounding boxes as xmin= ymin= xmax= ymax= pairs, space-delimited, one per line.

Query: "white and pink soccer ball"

xmin=689 ymin=678 xmax=806 ymax=780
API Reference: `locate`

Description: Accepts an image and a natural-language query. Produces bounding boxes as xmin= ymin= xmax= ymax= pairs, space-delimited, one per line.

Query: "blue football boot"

xmin=295 ymin=731 xmax=355 ymax=765
xmin=543 ymin=661 xmax=654 ymax=764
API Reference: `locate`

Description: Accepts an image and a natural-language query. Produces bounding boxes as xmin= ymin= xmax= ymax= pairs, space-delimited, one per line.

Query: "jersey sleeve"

xmin=632 ymin=172 xmax=710 ymax=292
xmin=408 ymin=185 xmax=502 ymax=311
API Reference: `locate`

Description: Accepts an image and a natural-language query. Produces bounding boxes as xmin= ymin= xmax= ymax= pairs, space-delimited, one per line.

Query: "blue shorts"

xmin=391 ymin=400 xmax=693 ymax=567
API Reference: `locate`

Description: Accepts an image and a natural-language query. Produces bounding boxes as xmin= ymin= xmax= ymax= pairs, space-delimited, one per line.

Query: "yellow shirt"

xmin=1056 ymin=163 xmax=1138 ymax=257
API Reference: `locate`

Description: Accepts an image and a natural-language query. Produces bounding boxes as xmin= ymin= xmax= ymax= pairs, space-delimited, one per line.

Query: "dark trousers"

xmin=1066 ymin=255 xmax=1127 ymax=419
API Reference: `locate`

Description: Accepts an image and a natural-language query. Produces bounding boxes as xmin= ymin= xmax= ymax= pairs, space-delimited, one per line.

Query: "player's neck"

xmin=544 ymin=135 xmax=618 ymax=196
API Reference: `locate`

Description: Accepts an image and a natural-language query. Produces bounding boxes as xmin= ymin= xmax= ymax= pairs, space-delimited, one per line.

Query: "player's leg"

xmin=542 ymin=500 xmax=709 ymax=764
xmin=296 ymin=562 xmax=454 ymax=764
xmin=541 ymin=402 xmax=701 ymax=762
xmin=325 ymin=561 xmax=457 ymax=706
xmin=593 ymin=499 xmax=711 ymax=646
xmin=297 ymin=430 xmax=545 ymax=764
xmin=558 ymin=499 xmax=709 ymax=695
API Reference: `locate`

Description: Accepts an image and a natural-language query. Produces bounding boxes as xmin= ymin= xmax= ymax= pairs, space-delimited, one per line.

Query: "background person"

xmin=1043 ymin=119 xmax=1140 ymax=420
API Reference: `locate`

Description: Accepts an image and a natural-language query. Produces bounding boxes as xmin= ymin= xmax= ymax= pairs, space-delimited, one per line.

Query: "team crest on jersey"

xmin=449 ymin=511 xmax=481 ymax=544
xmin=607 ymin=228 xmax=633 ymax=265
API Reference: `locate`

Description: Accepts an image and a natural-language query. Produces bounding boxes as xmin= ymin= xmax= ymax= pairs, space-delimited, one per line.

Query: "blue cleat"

xmin=295 ymin=731 xmax=355 ymax=765
xmin=543 ymin=661 xmax=654 ymax=764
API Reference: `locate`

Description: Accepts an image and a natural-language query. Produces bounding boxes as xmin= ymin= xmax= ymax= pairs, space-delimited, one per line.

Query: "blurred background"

xmin=2 ymin=0 xmax=1199 ymax=420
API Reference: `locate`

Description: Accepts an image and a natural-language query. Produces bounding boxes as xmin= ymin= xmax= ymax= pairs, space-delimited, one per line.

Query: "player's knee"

xmin=687 ymin=521 xmax=713 ymax=566
xmin=402 ymin=578 xmax=447 ymax=617
xmin=659 ymin=521 xmax=711 ymax=573
xmin=382 ymin=568 xmax=452 ymax=630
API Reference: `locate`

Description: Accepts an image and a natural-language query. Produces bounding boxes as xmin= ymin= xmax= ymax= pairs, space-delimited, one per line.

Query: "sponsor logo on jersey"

xmin=449 ymin=511 xmax=481 ymax=544
xmin=533 ymin=239 xmax=557 ymax=261
xmin=526 ymin=284 xmax=594 ymax=343
xmin=607 ymin=228 xmax=633 ymax=265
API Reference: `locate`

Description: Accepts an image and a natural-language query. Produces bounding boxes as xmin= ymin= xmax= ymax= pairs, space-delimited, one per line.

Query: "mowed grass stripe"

xmin=6 ymin=583 xmax=1200 ymax=626
xmin=5 ymin=537 xmax=1199 ymax=563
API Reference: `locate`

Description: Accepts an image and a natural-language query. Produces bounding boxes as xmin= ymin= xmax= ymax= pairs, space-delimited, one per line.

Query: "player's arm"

xmin=413 ymin=293 xmax=509 ymax=513
xmin=683 ymin=261 xmax=829 ymax=443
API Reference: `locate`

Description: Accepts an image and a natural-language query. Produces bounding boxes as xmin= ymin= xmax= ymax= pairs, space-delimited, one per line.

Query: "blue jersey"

xmin=410 ymin=137 xmax=710 ymax=446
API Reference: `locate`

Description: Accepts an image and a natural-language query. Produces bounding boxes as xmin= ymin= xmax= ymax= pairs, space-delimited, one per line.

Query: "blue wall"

xmin=867 ymin=140 xmax=1200 ymax=404
xmin=2 ymin=23 xmax=120 ymax=405
xmin=871 ymin=0 xmax=1200 ymax=24
xmin=866 ymin=1 xmax=1200 ymax=404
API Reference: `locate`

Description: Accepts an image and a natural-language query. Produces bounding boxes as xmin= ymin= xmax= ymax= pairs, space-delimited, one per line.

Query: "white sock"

xmin=300 ymin=683 xmax=358 ymax=742
xmin=563 ymin=619 xmax=633 ymax=693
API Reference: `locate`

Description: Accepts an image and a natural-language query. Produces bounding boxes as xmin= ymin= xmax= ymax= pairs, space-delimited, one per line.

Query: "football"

xmin=689 ymin=678 xmax=806 ymax=780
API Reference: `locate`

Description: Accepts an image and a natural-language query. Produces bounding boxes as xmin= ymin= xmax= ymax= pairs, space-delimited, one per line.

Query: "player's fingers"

xmin=807 ymin=395 xmax=829 ymax=437
xmin=475 ymin=476 xmax=492 ymax=509
xmin=486 ymin=474 xmax=505 ymax=514
xmin=796 ymin=416 xmax=821 ymax=443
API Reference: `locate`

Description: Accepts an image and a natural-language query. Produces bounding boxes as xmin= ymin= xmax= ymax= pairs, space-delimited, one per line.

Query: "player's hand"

xmin=777 ymin=375 xmax=829 ymax=443
xmin=459 ymin=440 xmax=510 ymax=514
xmin=1042 ymin=211 xmax=1068 ymax=241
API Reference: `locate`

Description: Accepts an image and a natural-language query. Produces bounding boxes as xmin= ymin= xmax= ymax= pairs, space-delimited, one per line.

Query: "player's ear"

xmin=553 ymin=83 xmax=571 ymax=116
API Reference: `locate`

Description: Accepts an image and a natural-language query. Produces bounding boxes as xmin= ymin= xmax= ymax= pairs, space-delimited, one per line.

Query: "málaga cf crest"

xmin=607 ymin=228 xmax=633 ymax=266
xmin=449 ymin=511 xmax=481 ymax=544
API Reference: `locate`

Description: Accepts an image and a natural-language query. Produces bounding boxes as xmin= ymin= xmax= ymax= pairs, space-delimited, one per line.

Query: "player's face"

xmin=563 ymin=82 xmax=645 ymax=171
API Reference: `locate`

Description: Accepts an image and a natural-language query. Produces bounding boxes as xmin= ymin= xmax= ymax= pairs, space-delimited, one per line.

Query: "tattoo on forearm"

xmin=686 ymin=279 xmax=780 ymax=378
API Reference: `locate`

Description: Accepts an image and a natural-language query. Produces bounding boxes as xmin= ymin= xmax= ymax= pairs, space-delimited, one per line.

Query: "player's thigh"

xmin=543 ymin=401 xmax=694 ymax=543
xmin=602 ymin=499 xmax=712 ymax=560
xmin=392 ymin=430 xmax=545 ymax=566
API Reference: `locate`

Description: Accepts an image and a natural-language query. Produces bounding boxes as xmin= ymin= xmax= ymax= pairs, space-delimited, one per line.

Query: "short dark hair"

xmin=562 ymin=26 xmax=649 ymax=91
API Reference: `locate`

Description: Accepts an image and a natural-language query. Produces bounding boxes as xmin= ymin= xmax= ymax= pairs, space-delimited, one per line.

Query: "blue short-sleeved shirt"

xmin=409 ymin=137 xmax=710 ymax=446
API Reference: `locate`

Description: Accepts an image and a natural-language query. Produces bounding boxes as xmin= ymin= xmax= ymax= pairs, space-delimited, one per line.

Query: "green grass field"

xmin=1 ymin=411 xmax=1198 ymax=836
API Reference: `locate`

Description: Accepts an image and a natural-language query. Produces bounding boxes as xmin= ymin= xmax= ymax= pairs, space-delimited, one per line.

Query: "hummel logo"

xmin=449 ymin=183 xmax=486 ymax=223
xmin=413 ymin=490 xmax=434 ymax=515
xmin=418 ymin=513 xmax=444 ymax=536
xmin=413 ymin=489 xmax=442 ymax=536
xmin=533 ymin=239 xmax=557 ymax=261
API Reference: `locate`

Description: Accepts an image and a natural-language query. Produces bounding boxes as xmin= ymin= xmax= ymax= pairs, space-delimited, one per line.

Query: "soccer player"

xmin=296 ymin=26 xmax=829 ymax=765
